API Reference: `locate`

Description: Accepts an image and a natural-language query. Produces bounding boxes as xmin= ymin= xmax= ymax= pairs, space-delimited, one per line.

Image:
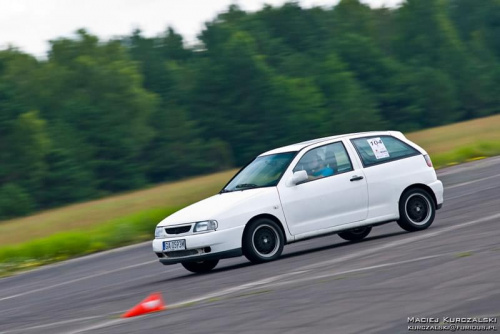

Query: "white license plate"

xmin=163 ymin=240 xmax=186 ymax=251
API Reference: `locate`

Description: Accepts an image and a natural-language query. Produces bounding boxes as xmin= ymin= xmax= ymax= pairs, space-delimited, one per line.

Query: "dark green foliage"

xmin=0 ymin=183 xmax=35 ymax=219
xmin=40 ymin=147 xmax=96 ymax=207
xmin=0 ymin=0 xmax=499 ymax=219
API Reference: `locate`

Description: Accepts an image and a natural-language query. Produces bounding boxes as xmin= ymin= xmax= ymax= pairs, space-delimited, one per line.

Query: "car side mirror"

xmin=289 ymin=170 xmax=308 ymax=186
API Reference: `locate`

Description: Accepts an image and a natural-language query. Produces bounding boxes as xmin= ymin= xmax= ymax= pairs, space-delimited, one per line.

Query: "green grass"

xmin=407 ymin=114 xmax=500 ymax=168
xmin=456 ymin=251 xmax=473 ymax=258
xmin=430 ymin=141 xmax=500 ymax=168
xmin=1 ymin=114 xmax=500 ymax=276
xmin=0 ymin=207 xmax=179 ymax=277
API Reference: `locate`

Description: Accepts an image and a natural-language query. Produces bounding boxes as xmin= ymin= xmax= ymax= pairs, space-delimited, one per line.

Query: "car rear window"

xmin=351 ymin=136 xmax=420 ymax=167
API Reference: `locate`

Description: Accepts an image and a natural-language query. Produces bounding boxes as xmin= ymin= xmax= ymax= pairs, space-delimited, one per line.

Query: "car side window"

xmin=293 ymin=142 xmax=353 ymax=182
xmin=351 ymin=136 xmax=419 ymax=167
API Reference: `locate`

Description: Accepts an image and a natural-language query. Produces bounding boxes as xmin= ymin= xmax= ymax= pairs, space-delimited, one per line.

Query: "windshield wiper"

xmin=234 ymin=183 xmax=259 ymax=189
xmin=220 ymin=183 xmax=259 ymax=194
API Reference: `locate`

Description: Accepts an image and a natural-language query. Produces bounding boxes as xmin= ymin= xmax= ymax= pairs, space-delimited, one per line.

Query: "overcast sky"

xmin=0 ymin=0 xmax=403 ymax=57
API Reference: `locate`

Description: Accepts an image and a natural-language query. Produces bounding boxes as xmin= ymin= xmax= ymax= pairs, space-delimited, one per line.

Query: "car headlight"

xmin=193 ymin=220 xmax=218 ymax=233
xmin=155 ymin=226 xmax=167 ymax=239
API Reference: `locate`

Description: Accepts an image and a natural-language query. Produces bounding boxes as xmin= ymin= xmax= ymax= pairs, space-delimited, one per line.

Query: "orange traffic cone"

xmin=121 ymin=292 xmax=166 ymax=318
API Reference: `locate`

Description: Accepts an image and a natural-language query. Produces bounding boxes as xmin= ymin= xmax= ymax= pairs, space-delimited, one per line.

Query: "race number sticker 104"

xmin=368 ymin=137 xmax=390 ymax=159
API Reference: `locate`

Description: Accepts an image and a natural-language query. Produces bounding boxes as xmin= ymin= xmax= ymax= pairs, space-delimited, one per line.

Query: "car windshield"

xmin=222 ymin=152 xmax=296 ymax=192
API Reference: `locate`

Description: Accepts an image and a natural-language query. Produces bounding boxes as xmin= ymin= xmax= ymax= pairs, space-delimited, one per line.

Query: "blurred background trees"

xmin=1 ymin=0 xmax=499 ymax=218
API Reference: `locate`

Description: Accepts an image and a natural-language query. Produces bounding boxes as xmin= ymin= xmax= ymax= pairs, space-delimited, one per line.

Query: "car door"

xmin=277 ymin=140 xmax=368 ymax=236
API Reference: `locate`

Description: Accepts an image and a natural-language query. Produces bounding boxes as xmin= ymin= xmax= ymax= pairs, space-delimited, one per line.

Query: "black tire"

xmin=338 ymin=226 xmax=372 ymax=241
xmin=397 ymin=188 xmax=436 ymax=232
xmin=181 ymin=260 xmax=219 ymax=273
xmin=242 ymin=218 xmax=284 ymax=264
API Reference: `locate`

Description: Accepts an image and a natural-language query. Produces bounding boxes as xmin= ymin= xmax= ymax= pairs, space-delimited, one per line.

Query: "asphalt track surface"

xmin=1 ymin=157 xmax=499 ymax=334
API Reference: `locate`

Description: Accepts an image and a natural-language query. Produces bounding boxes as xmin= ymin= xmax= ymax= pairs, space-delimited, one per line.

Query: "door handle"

xmin=350 ymin=175 xmax=364 ymax=182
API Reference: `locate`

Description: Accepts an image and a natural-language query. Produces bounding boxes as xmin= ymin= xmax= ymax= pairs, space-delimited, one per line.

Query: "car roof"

xmin=259 ymin=131 xmax=395 ymax=156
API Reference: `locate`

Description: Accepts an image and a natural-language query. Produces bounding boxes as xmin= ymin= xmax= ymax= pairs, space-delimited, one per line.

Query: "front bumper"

xmin=152 ymin=225 xmax=244 ymax=265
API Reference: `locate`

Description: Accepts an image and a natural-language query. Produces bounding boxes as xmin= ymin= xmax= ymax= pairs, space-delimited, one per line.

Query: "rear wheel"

xmin=397 ymin=188 xmax=436 ymax=232
xmin=243 ymin=218 xmax=284 ymax=264
xmin=338 ymin=226 xmax=372 ymax=241
xmin=181 ymin=260 xmax=219 ymax=273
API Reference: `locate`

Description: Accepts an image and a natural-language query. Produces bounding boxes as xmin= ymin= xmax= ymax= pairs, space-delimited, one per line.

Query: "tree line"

xmin=1 ymin=0 xmax=499 ymax=219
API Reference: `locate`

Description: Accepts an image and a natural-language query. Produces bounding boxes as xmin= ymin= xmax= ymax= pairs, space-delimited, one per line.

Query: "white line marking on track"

xmin=445 ymin=173 xmax=500 ymax=190
xmin=0 ymin=260 xmax=177 ymax=302
xmin=262 ymin=253 xmax=453 ymax=290
xmin=0 ymin=316 xmax=104 ymax=334
xmin=166 ymin=254 xmax=448 ymax=309
xmin=300 ymin=212 xmax=500 ymax=271
xmin=67 ymin=319 xmax=124 ymax=334
xmin=0 ymin=241 xmax=152 ymax=282
xmin=170 ymin=270 xmax=309 ymax=308
xmin=446 ymin=185 xmax=499 ymax=200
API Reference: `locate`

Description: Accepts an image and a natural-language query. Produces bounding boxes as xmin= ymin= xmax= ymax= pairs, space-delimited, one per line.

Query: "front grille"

xmin=165 ymin=225 xmax=191 ymax=235
xmin=164 ymin=250 xmax=199 ymax=258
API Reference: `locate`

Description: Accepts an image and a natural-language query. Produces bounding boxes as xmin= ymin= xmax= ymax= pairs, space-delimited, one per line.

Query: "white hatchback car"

xmin=153 ymin=131 xmax=444 ymax=273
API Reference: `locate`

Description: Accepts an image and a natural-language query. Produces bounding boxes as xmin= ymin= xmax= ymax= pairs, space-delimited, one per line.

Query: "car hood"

xmin=158 ymin=187 xmax=276 ymax=226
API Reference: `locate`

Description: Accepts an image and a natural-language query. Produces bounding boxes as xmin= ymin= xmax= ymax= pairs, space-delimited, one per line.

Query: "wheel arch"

xmin=244 ymin=214 xmax=289 ymax=244
xmin=400 ymin=183 xmax=438 ymax=208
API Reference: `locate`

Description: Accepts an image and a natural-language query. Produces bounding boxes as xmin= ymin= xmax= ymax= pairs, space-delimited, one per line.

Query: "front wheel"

xmin=243 ymin=219 xmax=284 ymax=264
xmin=338 ymin=226 xmax=372 ymax=241
xmin=181 ymin=260 xmax=219 ymax=273
xmin=397 ymin=188 xmax=436 ymax=232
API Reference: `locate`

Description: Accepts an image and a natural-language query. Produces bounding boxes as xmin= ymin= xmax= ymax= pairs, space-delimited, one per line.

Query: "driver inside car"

xmin=305 ymin=153 xmax=334 ymax=180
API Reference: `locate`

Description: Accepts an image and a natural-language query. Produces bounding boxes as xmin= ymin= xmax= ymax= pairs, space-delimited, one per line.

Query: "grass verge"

xmin=407 ymin=114 xmax=500 ymax=167
xmin=430 ymin=141 xmax=500 ymax=168
xmin=0 ymin=207 xmax=179 ymax=277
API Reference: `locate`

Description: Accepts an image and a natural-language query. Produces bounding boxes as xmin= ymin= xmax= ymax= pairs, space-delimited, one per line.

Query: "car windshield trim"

xmin=220 ymin=184 xmax=275 ymax=193
xmin=220 ymin=152 xmax=298 ymax=193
